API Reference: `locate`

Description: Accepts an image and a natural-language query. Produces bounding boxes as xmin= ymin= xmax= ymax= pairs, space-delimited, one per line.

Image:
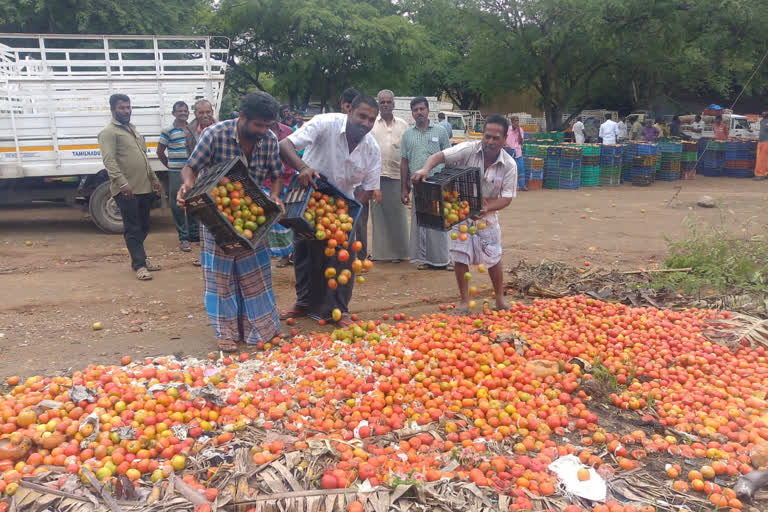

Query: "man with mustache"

xmin=412 ymin=114 xmax=517 ymax=312
xmin=279 ymin=94 xmax=382 ymax=323
xmin=98 ymin=93 xmax=162 ymax=281
xmin=176 ymin=92 xmax=286 ymax=352
xmin=400 ymin=96 xmax=452 ymax=271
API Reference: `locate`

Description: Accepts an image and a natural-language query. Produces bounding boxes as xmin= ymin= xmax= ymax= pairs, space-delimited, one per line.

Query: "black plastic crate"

xmin=414 ymin=166 xmax=483 ymax=231
xmin=184 ymin=156 xmax=281 ymax=255
xmin=279 ymin=173 xmax=362 ymax=239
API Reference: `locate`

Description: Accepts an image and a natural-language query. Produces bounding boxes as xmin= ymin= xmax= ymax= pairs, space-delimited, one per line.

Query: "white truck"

xmin=0 ymin=34 xmax=228 ymax=233
xmin=681 ymin=112 xmax=758 ymax=140
xmin=392 ymin=97 xmax=476 ymax=144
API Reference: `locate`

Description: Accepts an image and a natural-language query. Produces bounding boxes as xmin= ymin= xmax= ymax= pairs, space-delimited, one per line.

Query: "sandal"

xmin=216 ymin=339 xmax=238 ymax=352
xmin=280 ymin=307 xmax=307 ymax=320
xmin=135 ymin=267 xmax=152 ymax=280
xmin=276 ymin=257 xmax=291 ymax=268
xmin=416 ymin=264 xmax=431 ymax=270
xmin=192 ymin=259 xmax=201 ymax=267
xmin=145 ymin=261 xmax=162 ymax=271
xmin=444 ymin=263 xmax=455 ymax=271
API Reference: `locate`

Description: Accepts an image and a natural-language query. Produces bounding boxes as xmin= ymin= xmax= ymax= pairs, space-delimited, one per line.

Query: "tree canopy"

xmin=3 ymin=0 xmax=767 ymax=128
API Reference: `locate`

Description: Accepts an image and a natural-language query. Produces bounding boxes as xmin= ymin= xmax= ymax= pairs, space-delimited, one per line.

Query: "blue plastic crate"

xmin=559 ymin=158 xmax=582 ymax=169
xmin=636 ymin=143 xmax=657 ymax=155
xmin=526 ymin=170 xmax=544 ymax=180
xmin=725 ymin=169 xmax=755 ymax=178
xmin=559 ymin=179 xmax=581 ymax=190
xmin=547 ymin=146 xmax=562 ymax=157
xmin=659 ymin=142 xmax=682 ymax=153
xmin=657 ymin=171 xmax=680 ymax=181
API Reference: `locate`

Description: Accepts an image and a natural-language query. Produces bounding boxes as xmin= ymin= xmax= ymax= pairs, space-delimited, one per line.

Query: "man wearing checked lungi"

xmin=412 ymin=114 xmax=517 ymax=313
xmin=176 ymin=92 xmax=286 ymax=352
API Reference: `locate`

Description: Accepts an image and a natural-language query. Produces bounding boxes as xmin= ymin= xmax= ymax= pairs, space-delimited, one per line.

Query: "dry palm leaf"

xmin=704 ymin=312 xmax=768 ymax=350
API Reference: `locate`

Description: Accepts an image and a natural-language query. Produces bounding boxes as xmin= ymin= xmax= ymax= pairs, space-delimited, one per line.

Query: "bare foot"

xmin=494 ymin=299 xmax=510 ymax=311
xmin=454 ymin=303 xmax=471 ymax=315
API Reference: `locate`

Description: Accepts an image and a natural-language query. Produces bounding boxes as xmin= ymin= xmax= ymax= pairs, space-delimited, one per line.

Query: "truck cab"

xmin=681 ymin=114 xmax=757 ymax=140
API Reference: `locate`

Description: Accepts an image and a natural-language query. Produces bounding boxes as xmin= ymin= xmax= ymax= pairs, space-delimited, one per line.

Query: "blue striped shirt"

xmin=159 ymin=124 xmax=190 ymax=170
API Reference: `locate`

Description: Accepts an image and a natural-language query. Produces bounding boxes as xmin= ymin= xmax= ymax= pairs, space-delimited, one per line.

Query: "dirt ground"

xmin=1 ymin=177 xmax=766 ymax=379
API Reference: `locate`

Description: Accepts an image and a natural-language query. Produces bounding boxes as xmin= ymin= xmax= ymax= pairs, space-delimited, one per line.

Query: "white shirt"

xmin=618 ymin=121 xmax=628 ymax=139
xmin=573 ymin=121 xmax=585 ymax=143
xmin=692 ymin=121 xmax=705 ymax=132
xmin=442 ymin=141 xmax=517 ymax=226
xmin=287 ymin=113 xmax=381 ymax=196
xmin=599 ymin=119 xmax=620 ymax=145
xmin=370 ymin=115 xmax=409 ymax=180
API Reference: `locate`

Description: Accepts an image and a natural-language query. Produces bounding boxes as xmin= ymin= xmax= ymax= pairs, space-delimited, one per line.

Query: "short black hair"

xmin=438 ymin=112 xmax=445 ymax=120
xmin=673 ymin=115 xmax=680 ymax=121
xmin=240 ymin=92 xmax=279 ymax=121
xmin=280 ymin=104 xmax=290 ymax=112
xmin=350 ymin=94 xmax=379 ymax=113
xmin=695 ymin=114 xmax=701 ymax=120
xmin=172 ymin=101 xmax=188 ymax=112
xmin=715 ymin=114 xmax=723 ymax=121
xmin=605 ymin=113 xmax=612 ymax=120
xmin=341 ymin=88 xmax=360 ymax=105
xmin=410 ymin=96 xmax=429 ymax=110
xmin=485 ymin=113 xmax=509 ymax=135
xmin=109 ymin=93 xmax=130 ymax=110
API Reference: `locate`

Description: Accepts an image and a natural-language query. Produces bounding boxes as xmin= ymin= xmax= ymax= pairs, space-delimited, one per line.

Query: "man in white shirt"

xmin=411 ymin=114 xmax=517 ymax=312
xmin=617 ymin=117 xmax=628 ymax=141
xmin=599 ymin=114 xmax=620 ymax=145
xmin=573 ymin=117 xmax=585 ymax=143
xmin=279 ymin=94 xmax=382 ymax=323
xmin=690 ymin=114 xmax=705 ymax=134
xmin=370 ymin=89 xmax=409 ymax=263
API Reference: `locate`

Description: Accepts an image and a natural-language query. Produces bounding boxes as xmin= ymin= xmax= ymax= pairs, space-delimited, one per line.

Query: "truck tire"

xmin=89 ymin=181 xmax=124 ymax=234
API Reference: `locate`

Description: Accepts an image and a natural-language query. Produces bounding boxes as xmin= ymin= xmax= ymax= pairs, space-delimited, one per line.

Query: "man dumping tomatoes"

xmin=412 ymin=114 xmax=517 ymax=313
xmin=279 ymin=94 xmax=381 ymax=323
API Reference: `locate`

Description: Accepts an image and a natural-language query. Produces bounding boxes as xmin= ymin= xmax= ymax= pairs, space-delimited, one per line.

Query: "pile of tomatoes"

xmin=303 ymin=191 xmax=373 ymax=289
xmin=1 ymin=297 xmax=766 ymax=512
xmin=211 ymin=177 xmax=268 ymax=240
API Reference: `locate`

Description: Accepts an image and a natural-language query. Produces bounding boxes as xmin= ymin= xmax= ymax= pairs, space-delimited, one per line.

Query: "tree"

xmin=210 ymin=0 xmax=424 ymax=108
xmin=0 ymin=0 xmax=210 ymax=34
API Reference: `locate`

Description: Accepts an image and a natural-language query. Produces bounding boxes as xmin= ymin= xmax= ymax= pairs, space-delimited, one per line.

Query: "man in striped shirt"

xmin=158 ymin=101 xmax=200 ymax=253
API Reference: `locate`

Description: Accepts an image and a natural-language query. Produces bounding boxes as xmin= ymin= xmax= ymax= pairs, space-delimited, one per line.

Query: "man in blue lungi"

xmin=176 ymin=92 xmax=286 ymax=352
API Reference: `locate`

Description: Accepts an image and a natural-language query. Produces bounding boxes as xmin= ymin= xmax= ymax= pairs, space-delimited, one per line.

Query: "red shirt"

xmin=713 ymin=121 xmax=729 ymax=140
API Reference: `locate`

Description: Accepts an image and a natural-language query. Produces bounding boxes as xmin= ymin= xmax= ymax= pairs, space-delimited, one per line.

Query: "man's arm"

xmin=156 ymin=144 xmax=168 ymax=168
xmin=411 ymin=151 xmax=447 ymax=183
xmin=400 ymin=157 xmax=411 ymax=205
xmin=278 ymin=138 xmax=318 ymax=186
xmin=98 ymin=129 xmax=132 ymax=199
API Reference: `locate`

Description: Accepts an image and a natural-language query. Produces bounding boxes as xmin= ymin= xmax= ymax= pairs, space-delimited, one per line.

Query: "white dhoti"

xmin=449 ymin=221 xmax=502 ymax=267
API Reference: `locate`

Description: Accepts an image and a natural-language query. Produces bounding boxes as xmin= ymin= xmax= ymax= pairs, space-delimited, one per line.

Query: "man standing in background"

xmin=158 ymin=101 xmax=199 ymax=255
xmin=754 ymin=111 xmax=768 ymax=180
xmin=505 ymin=115 xmax=526 ymax=190
xmin=629 ymin=115 xmax=643 ymax=140
xmin=618 ymin=116 xmax=628 ymax=141
xmin=267 ymin=119 xmax=297 ymax=267
xmin=188 ymin=99 xmax=216 ymax=148
xmin=438 ymin=112 xmax=453 ymax=140
xmin=370 ymin=89 xmax=409 ymax=263
xmin=599 ymin=113 xmax=619 ymax=145
xmin=98 ymin=93 xmax=162 ymax=281
xmin=401 ymin=96 xmax=452 ymax=271
xmin=573 ymin=116 xmax=585 ymax=143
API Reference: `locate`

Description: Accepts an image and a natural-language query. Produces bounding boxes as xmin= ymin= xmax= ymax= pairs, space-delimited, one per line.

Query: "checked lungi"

xmin=200 ymin=225 xmax=280 ymax=344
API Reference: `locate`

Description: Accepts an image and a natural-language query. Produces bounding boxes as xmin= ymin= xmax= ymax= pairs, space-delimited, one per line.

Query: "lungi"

xmin=293 ymin=237 xmax=354 ymax=320
xmin=449 ymin=221 xmax=502 ymax=267
xmin=409 ymin=190 xmax=451 ymax=267
xmin=262 ymin=186 xmax=293 ymax=258
xmin=200 ymin=225 xmax=280 ymax=344
xmin=756 ymin=141 xmax=768 ymax=177
xmin=370 ymin=177 xmax=409 ymax=261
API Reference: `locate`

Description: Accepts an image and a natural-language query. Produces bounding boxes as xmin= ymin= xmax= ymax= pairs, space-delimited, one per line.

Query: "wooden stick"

xmin=18 ymin=480 xmax=91 ymax=502
xmin=621 ymin=268 xmax=692 ymax=275
xmin=81 ymin=467 xmax=123 ymax=512
xmin=230 ymin=487 xmax=361 ymax=504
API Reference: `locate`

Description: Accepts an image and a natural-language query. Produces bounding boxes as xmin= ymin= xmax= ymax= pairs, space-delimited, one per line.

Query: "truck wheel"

xmin=89 ymin=181 xmax=124 ymax=234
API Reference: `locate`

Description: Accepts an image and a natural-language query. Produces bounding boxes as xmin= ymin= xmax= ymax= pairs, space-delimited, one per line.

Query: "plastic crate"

xmin=632 ymin=175 xmax=654 ymax=186
xmin=527 ymin=179 xmax=543 ymax=190
xmin=559 ymin=158 xmax=582 ymax=169
xmin=681 ymin=161 xmax=697 ymax=171
xmin=413 ymin=166 xmax=483 ymax=231
xmin=580 ymin=144 xmax=601 ymax=156
xmin=725 ymin=169 xmax=754 ymax=178
xmin=636 ymin=143 xmax=657 ymax=155
xmin=725 ymin=159 xmax=754 ymax=169
xmin=526 ymin=170 xmax=544 ymax=181
xmin=559 ymin=178 xmax=580 ymax=190
xmin=279 ymin=174 xmax=363 ymax=239
xmin=562 ymin=147 xmax=582 ymax=159
xmin=185 ymin=156 xmax=281 ymax=255
xmin=657 ymin=171 xmax=680 ymax=181
xmin=547 ymin=146 xmax=563 ymax=158
xmin=661 ymin=161 xmax=681 ymax=171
